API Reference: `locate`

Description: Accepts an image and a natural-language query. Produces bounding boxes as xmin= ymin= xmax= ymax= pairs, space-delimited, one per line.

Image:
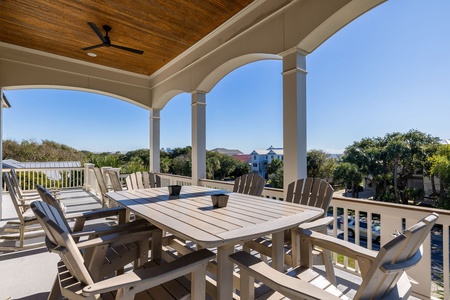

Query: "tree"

xmin=3 ymin=139 xmax=83 ymax=162
xmin=341 ymin=130 xmax=439 ymax=203
xmin=333 ymin=162 xmax=363 ymax=198
xmin=122 ymin=149 xmax=149 ymax=168
xmin=266 ymin=159 xmax=283 ymax=177
xmin=384 ymin=130 xmax=438 ymax=204
xmin=307 ymin=150 xmax=336 ymax=180
xmin=429 ymin=144 xmax=450 ymax=209
xmin=171 ymin=154 xmax=191 ymax=176
xmin=206 ymin=156 xmax=220 ymax=180
xmin=342 ymin=138 xmax=385 ymax=199
xmin=265 ymin=158 xmax=283 ymax=188
xmin=160 ymin=156 xmax=172 ymax=173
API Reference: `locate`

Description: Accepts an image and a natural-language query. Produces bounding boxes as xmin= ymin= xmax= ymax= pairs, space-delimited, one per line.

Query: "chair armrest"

xmin=299 ymin=228 xmax=377 ymax=261
xmin=229 ymin=251 xmax=341 ymax=300
xmin=75 ymin=226 xmax=160 ymax=249
xmin=70 ymin=206 xmax=127 ymax=233
xmin=298 ymin=216 xmax=334 ymax=231
xmin=82 ymin=249 xmax=215 ymax=296
xmin=19 ymin=194 xmax=42 ymax=201
xmin=298 ymin=228 xmax=377 ymax=276
xmin=70 ymin=219 xmax=151 ymax=239
xmin=74 ymin=206 xmax=126 ymax=221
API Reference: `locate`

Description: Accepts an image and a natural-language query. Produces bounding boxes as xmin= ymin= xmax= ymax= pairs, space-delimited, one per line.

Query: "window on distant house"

xmin=271 ymin=155 xmax=274 ymax=159
xmin=253 ymin=155 xmax=257 ymax=160
xmin=266 ymin=156 xmax=268 ymax=159
xmin=253 ymin=163 xmax=258 ymax=167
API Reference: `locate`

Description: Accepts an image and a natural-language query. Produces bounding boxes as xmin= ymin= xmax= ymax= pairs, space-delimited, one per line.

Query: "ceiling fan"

xmin=82 ymin=22 xmax=144 ymax=55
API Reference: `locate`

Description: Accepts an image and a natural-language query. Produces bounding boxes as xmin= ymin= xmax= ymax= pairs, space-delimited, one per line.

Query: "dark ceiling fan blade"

xmin=82 ymin=44 xmax=105 ymax=51
xmin=111 ymin=44 xmax=144 ymax=55
xmin=87 ymin=22 xmax=108 ymax=43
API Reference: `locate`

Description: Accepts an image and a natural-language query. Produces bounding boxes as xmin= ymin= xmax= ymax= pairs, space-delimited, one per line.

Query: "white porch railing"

xmin=2 ymin=167 xmax=85 ymax=191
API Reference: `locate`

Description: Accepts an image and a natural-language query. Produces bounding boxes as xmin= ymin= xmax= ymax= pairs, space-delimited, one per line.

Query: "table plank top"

xmin=107 ymin=185 xmax=323 ymax=248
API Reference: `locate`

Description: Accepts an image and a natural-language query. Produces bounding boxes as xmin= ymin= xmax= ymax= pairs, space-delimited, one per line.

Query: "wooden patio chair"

xmin=10 ymin=168 xmax=60 ymax=203
xmin=126 ymin=171 xmax=161 ymax=190
xmin=233 ymin=173 xmax=265 ymax=196
xmin=35 ymin=184 xmax=136 ymax=242
xmin=106 ymin=169 xmax=124 ymax=192
xmin=0 ymin=173 xmax=46 ymax=251
xmin=231 ymin=213 xmax=439 ymax=300
xmin=31 ymin=200 xmax=215 ymax=300
xmin=93 ymin=167 xmax=111 ymax=207
xmin=244 ymin=178 xmax=335 ymax=282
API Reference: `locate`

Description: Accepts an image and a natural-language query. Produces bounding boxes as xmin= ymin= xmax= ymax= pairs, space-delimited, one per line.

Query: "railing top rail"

xmin=332 ymin=195 xmax=450 ymax=218
xmin=2 ymin=167 xmax=84 ymax=172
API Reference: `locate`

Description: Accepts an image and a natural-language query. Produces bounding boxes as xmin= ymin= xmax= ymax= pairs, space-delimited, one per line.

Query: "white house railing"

xmin=2 ymin=167 xmax=85 ymax=191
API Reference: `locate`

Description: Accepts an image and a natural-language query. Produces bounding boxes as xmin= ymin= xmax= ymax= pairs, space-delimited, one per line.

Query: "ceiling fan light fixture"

xmin=87 ymin=52 xmax=97 ymax=57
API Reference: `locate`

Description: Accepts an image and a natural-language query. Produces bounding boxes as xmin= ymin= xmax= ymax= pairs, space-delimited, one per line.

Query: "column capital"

xmin=191 ymin=91 xmax=207 ymax=105
xmin=281 ymin=47 xmax=307 ymax=73
xmin=278 ymin=47 xmax=309 ymax=58
xmin=190 ymin=90 xmax=208 ymax=96
xmin=150 ymin=109 xmax=161 ymax=119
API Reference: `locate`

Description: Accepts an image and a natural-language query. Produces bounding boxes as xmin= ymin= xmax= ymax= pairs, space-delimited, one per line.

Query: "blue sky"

xmin=3 ymin=0 xmax=450 ymax=154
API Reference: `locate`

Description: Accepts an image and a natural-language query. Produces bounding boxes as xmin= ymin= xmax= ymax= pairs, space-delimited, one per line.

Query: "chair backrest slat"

xmin=93 ymin=167 xmax=108 ymax=195
xmin=142 ymin=172 xmax=150 ymax=188
xmin=292 ymin=178 xmax=304 ymax=204
xmin=107 ymin=169 xmax=123 ymax=191
xmin=130 ymin=172 xmax=138 ymax=190
xmin=135 ymin=171 xmax=144 ymax=189
xmin=125 ymin=175 xmax=133 ymax=190
xmin=299 ymin=178 xmax=314 ymax=205
xmin=150 ymin=172 xmax=161 ymax=188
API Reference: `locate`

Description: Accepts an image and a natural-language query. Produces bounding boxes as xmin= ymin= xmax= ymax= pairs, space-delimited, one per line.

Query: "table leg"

xmin=151 ymin=229 xmax=163 ymax=260
xmin=271 ymin=231 xmax=284 ymax=271
xmin=216 ymin=243 xmax=234 ymax=300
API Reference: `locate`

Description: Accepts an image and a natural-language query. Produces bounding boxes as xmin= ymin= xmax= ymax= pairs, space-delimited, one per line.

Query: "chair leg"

xmin=47 ymin=276 xmax=61 ymax=300
xmin=322 ymin=249 xmax=337 ymax=286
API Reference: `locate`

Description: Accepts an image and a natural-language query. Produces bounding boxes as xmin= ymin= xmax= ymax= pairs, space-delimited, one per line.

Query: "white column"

xmin=150 ymin=109 xmax=161 ymax=173
xmin=0 ymin=89 xmax=3 ymax=220
xmin=191 ymin=91 xmax=207 ymax=186
xmin=282 ymin=48 xmax=308 ymax=193
xmin=84 ymin=163 xmax=95 ymax=191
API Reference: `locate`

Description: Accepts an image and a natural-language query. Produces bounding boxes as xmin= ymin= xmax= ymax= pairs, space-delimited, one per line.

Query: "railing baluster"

xmin=444 ymin=224 xmax=449 ymax=300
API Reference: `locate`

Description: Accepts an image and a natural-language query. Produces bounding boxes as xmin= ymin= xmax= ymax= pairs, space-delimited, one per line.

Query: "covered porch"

xmin=1 ymin=0 xmax=446 ymax=299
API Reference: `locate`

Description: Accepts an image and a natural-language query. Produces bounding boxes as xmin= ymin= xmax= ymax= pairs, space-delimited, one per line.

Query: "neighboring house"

xmin=250 ymin=146 xmax=283 ymax=178
xmin=210 ymin=148 xmax=243 ymax=156
xmin=231 ymin=154 xmax=251 ymax=167
xmin=3 ymin=159 xmax=81 ymax=180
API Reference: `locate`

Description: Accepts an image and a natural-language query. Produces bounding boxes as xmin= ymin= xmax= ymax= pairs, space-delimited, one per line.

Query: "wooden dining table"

xmin=106 ymin=185 xmax=323 ymax=300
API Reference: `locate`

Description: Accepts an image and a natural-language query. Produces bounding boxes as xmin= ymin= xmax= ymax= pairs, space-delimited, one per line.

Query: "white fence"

xmin=2 ymin=167 xmax=85 ymax=191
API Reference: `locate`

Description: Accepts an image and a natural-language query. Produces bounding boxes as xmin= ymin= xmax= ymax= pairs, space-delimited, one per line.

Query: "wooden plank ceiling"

xmin=0 ymin=0 xmax=253 ymax=76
